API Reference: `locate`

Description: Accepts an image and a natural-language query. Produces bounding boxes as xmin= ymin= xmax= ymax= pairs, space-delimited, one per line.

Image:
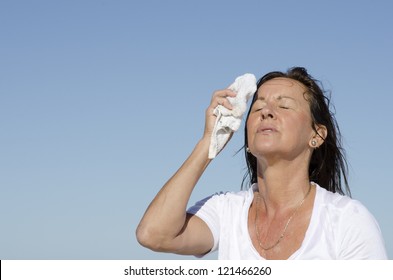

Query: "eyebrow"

xmin=256 ymin=95 xmax=296 ymax=101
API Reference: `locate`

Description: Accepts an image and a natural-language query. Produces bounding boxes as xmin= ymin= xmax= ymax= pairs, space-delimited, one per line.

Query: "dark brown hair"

xmin=242 ymin=67 xmax=350 ymax=196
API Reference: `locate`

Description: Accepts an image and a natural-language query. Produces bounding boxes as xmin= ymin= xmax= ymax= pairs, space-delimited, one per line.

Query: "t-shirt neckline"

xmin=243 ymin=182 xmax=321 ymax=260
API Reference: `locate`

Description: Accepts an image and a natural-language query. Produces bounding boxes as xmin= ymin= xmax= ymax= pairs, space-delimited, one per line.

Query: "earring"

xmin=311 ymin=139 xmax=317 ymax=147
xmin=246 ymin=147 xmax=251 ymax=153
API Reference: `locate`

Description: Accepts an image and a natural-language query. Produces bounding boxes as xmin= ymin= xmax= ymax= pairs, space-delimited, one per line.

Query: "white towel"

xmin=208 ymin=73 xmax=257 ymax=159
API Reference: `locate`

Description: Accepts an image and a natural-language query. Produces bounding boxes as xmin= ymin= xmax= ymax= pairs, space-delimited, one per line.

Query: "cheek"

xmin=289 ymin=114 xmax=314 ymax=138
xmin=246 ymin=114 xmax=256 ymax=130
xmin=246 ymin=117 xmax=257 ymax=143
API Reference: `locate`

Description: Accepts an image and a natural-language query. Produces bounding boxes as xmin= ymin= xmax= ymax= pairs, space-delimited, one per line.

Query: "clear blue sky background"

xmin=1 ymin=0 xmax=392 ymax=260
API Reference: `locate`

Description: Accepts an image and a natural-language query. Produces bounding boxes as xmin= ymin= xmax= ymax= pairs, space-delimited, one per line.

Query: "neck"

xmin=256 ymin=159 xmax=311 ymax=211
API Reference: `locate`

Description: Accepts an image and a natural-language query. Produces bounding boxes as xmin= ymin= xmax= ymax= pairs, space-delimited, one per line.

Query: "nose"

xmin=260 ymin=104 xmax=275 ymax=120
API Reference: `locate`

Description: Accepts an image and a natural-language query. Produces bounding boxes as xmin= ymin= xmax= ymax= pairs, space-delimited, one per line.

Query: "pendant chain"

xmin=254 ymin=183 xmax=312 ymax=251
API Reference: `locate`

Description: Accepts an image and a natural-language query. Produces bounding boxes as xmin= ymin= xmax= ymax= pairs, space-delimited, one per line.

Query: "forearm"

xmin=136 ymin=88 xmax=236 ymax=252
xmin=136 ymin=137 xmax=211 ymax=250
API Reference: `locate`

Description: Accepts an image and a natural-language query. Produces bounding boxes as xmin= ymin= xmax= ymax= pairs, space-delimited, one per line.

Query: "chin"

xmin=253 ymin=146 xmax=278 ymax=157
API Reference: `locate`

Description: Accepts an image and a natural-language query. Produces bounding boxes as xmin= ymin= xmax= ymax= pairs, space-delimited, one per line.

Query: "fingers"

xmin=203 ymin=89 xmax=237 ymax=140
xmin=210 ymin=89 xmax=236 ymax=111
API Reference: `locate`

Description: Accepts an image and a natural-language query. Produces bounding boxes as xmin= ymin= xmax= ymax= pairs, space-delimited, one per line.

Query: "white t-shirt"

xmin=187 ymin=183 xmax=387 ymax=259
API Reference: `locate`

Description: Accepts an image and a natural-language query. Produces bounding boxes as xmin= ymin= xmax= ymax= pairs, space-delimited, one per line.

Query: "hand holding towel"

xmin=208 ymin=73 xmax=257 ymax=159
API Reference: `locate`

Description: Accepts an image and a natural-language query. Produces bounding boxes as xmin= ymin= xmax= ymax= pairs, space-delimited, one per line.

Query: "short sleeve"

xmin=336 ymin=200 xmax=387 ymax=259
xmin=187 ymin=194 xmax=222 ymax=254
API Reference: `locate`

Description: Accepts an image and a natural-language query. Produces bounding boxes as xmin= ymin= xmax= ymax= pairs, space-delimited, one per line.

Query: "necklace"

xmin=254 ymin=183 xmax=312 ymax=251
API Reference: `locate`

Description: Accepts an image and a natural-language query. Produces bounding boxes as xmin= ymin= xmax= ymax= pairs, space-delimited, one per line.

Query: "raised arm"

xmin=136 ymin=89 xmax=236 ymax=255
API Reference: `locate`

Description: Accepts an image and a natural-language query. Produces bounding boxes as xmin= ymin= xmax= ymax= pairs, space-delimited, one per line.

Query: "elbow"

xmin=136 ymin=224 xmax=169 ymax=252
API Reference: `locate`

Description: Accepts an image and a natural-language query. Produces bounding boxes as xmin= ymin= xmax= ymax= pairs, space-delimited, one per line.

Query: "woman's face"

xmin=246 ymin=77 xmax=315 ymax=162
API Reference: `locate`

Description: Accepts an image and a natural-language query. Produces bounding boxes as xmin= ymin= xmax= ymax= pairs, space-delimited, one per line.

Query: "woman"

xmin=136 ymin=67 xmax=387 ymax=259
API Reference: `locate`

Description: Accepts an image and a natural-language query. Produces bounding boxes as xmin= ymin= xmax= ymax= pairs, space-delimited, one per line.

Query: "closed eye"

xmin=251 ymin=104 xmax=265 ymax=112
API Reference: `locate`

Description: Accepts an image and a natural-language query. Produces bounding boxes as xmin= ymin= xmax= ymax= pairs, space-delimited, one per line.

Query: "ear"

xmin=310 ymin=124 xmax=327 ymax=148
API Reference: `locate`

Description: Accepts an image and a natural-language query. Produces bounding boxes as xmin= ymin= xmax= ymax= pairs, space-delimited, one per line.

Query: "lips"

xmin=257 ymin=125 xmax=277 ymax=133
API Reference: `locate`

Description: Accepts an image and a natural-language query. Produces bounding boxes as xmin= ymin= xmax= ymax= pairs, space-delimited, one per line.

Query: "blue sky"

xmin=1 ymin=0 xmax=392 ymax=259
